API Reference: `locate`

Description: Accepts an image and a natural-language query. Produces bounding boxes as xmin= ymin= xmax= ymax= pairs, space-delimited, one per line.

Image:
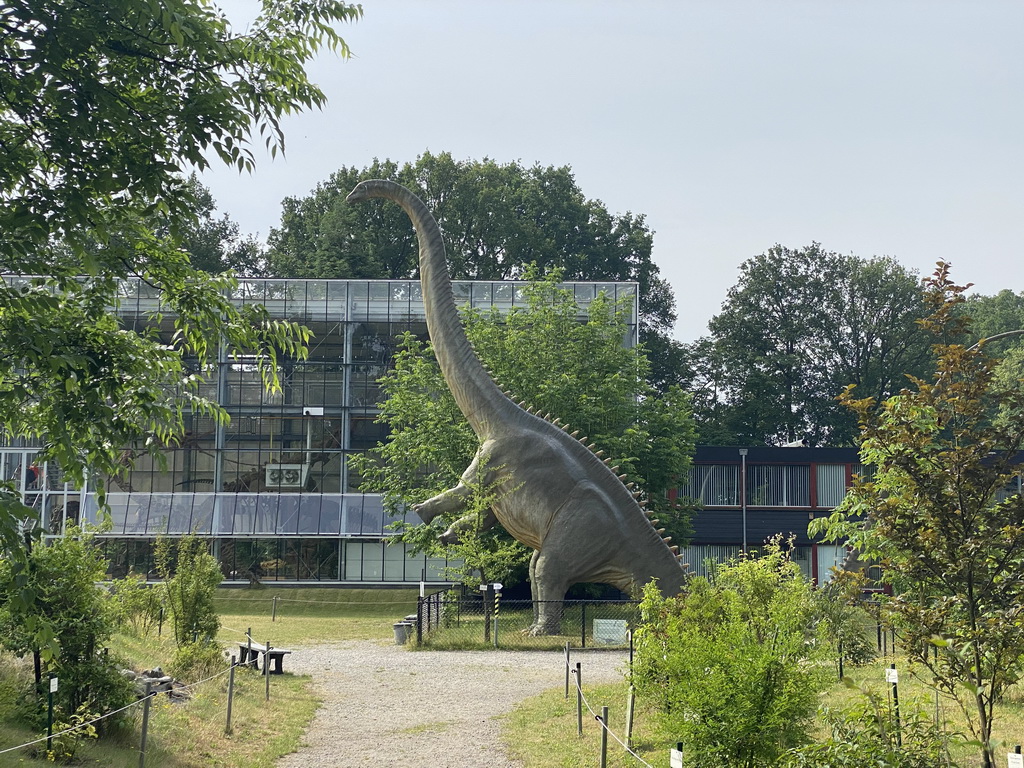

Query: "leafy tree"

xmin=0 ymin=0 xmax=359 ymax=651
xmin=632 ymin=540 xmax=831 ymax=768
xmin=689 ymin=244 xmax=931 ymax=446
xmin=264 ymin=151 xmax=687 ymax=391
xmin=0 ymin=529 xmax=133 ymax=721
xmin=810 ymin=265 xmax=1024 ymax=768
xmin=181 ymin=175 xmax=267 ymax=276
xmin=352 ymin=273 xmax=696 ymax=577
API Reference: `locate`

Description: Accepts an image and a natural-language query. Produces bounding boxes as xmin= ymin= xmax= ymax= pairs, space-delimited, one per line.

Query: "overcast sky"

xmin=201 ymin=1 xmax=1024 ymax=343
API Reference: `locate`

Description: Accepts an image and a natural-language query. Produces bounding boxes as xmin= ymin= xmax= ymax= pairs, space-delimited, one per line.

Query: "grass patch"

xmin=214 ymin=587 xmax=420 ymax=648
xmin=0 ymin=587 xmax=410 ymax=767
xmin=504 ymin=653 xmax=1024 ymax=768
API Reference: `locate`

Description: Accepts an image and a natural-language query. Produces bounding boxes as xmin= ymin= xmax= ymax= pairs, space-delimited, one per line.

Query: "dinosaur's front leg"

xmin=414 ymin=445 xmax=494 ymax=523
xmin=412 ymin=484 xmax=472 ymax=523
xmin=439 ymin=508 xmax=497 ymax=544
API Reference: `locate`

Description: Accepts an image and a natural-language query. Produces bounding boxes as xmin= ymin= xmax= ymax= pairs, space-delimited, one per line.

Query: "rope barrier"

xmin=0 ymin=694 xmax=153 ymax=756
xmin=564 ymin=656 xmax=654 ymax=768
xmin=176 ymin=662 xmax=238 ymax=694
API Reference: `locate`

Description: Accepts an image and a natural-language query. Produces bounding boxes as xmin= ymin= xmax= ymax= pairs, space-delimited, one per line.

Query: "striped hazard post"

xmin=492 ymin=583 xmax=503 ymax=647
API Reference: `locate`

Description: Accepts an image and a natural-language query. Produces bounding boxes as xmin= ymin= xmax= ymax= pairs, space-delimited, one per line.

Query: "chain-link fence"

xmin=415 ymin=591 xmax=638 ymax=650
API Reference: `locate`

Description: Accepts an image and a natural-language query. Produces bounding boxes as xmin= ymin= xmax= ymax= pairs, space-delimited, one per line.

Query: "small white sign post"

xmin=47 ymin=677 xmax=58 ymax=751
xmin=1008 ymin=752 xmax=1023 ymax=768
xmin=670 ymin=743 xmax=684 ymax=768
xmin=885 ymin=667 xmax=899 ymax=684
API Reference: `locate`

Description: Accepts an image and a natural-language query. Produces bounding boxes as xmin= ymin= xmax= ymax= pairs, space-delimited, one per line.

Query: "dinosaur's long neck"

xmin=360 ymin=181 xmax=510 ymax=437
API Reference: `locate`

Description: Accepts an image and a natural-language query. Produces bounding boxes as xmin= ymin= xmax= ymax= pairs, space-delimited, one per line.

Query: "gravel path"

xmin=275 ymin=640 xmax=630 ymax=768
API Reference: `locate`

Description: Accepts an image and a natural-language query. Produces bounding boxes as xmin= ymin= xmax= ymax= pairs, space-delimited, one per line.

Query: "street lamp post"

xmin=739 ymin=449 xmax=748 ymax=554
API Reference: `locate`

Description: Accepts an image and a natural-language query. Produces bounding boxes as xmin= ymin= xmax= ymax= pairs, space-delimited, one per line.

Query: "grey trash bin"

xmin=393 ymin=621 xmax=415 ymax=645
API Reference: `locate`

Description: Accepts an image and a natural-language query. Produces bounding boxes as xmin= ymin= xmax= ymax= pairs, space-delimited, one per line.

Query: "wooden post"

xmin=575 ymin=663 xmax=583 ymax=737
xmin=599 ymin=706 xmax=609 ymax=768
xmin=225 ymin=656 xmax=236 ymax=735
xmin=265 ymin=640 xmax=272 ymax=701
xmin=138 ymin=683 xmax=152 ymax=768
xmin=564 ymin=642 xmax=570 ymax=699
xmin=272 ymin=596 xmax=278 ymax=622
xmin=625 ymin=685 xmax=636 ymax=750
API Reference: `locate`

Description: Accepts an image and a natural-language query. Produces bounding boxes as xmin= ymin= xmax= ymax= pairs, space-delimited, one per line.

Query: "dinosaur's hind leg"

xmin=527 ymin=482 xmax=622 ymax=636
xmin=528 ymin=549 xmax=571 ymax=635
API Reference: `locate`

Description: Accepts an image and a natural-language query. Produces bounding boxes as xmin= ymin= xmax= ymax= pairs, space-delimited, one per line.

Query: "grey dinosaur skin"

xmin=346 ymin=180 xmax=687 ymax=634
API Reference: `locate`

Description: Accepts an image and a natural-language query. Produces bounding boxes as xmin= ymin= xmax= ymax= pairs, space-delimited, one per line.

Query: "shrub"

xmin=155 ymin=535 xmax=222 ymax=648
xmin=43 ymin=704 xmax=99 ymax=765
xmin=0 ymin=529 xmax=134 ymax=722
xmin=781 ymin=692 xmax=960 ymax=768
xmin=109 ymin=573 xmax=161 ymax=637
xmin=170 ymin=641 xmax=225 ymax=682
xmin=632 ymin=540 xmax=831 ymax=768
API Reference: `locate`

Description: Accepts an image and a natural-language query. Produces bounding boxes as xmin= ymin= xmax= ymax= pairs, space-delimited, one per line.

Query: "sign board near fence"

xmin=1008 ymin=753 xmax=1023 ymax=768
xmin=670 ymin=747 xmax=684 ymax=768
xmin=885 ymin=667 xmax=898 ymax=684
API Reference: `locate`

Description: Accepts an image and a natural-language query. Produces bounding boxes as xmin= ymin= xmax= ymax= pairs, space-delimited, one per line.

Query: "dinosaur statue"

xmin=346 ymin=180 xmax=688 ymax=634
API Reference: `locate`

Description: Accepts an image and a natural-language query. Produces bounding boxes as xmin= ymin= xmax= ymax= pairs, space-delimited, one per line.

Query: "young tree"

xmin=632 ymin=541 xmax=831 ymax=768
xmin=352 ymin=272 xmax=696 ymax=574
xmin=811 ymin=265 xmax=1024 ymax=768
xmin=0 ymin=0 xmax=359 ymax=652
xmin=264 ymin=151 xmax=687 ymax=392
xmin=155 ymin=535 xmax=222 ymax=649
xmin=689 ymin=244 xmax=931 ymax=445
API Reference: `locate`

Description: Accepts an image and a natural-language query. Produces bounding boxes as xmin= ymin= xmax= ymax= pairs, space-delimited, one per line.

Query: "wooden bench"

xmin=238 ymin=641 xmax=293 ymax=674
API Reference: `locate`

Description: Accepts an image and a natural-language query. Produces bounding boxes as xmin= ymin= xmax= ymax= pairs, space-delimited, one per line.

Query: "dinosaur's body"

xmin=347 ymin=180 xmax=687 ymax=633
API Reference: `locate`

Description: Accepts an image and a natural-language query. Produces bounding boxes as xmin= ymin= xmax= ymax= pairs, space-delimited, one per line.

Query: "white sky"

xmin=201 ymin=0 xmax=1024 ymax=343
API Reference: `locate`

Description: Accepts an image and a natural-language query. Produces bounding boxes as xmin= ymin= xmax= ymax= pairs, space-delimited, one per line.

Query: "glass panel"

xmin=276 ymin=495 xmax=301 ymax=534
xmin=815 ymin=464 xmax=847 ymax=508
xmin=254 ymin=495 xmax=280 ymax=535
xmin=297 ymin=496 xmax=321 ymax=534
xmin=383 ymin=542 xmax=405 ymax=580
xmin=746 ymin=465 xmax=810 ymax=507
xmin=680 ymin=465 xmax=738 ymax=506
xmin=319 ymin=496 xmax=342 ymax=534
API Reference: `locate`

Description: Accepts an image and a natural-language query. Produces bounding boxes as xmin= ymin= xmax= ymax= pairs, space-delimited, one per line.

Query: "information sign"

xmin=1008 ymin=753 xmax=1023 ymax=768
xmin=670 ymin=747 xmax=684 ymax=768
xmin=49 ymin=677 xmax=58 ymax=693
xmin=885 ymin=668 xmax=899 ymax=684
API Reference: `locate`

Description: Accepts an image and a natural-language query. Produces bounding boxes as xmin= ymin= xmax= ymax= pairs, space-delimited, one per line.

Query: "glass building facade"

xmin=3 ymin=278 xmax=638 ymax=584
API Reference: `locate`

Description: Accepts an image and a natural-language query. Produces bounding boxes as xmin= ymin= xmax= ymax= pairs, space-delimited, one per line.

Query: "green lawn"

xmin=503 ymin=651 xmax=1024 ymax=768
xmin=0 ymin=587 xmax=414 ymax=767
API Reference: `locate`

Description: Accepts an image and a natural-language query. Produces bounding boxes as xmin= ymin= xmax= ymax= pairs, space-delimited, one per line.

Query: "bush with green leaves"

xmin=0 ymin=529 xmax=134 ymax=725
xmin=632 ymin=541 xmax=831 ymax=768
xmin=42 ymin=704 xmax=99 ymax=765
xmin=109 ymin=572 xmax=162 ymax=637
xmin=782 ymin=692 xmax=959 ymax=768
xmin=170 ymin=640 xmax=225 ymax=682
xmin=155 ymin=535 xmax=222 ymax=648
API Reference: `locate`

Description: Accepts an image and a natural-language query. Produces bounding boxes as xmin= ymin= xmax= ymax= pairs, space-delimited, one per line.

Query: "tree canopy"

xmin=352 ymin=273 xmax=696 ymax=575
xmin=264 ymin=151 xmax=687 ymax=390
xmin=0 ymin=0 xmax=359 ymax=651
xmin=686 ymin=244 xmax=932 ymax=446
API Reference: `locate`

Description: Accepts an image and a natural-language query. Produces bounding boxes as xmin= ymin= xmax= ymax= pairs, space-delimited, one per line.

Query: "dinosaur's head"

xmin=346 ymin=179 xmax=388 ymax=204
